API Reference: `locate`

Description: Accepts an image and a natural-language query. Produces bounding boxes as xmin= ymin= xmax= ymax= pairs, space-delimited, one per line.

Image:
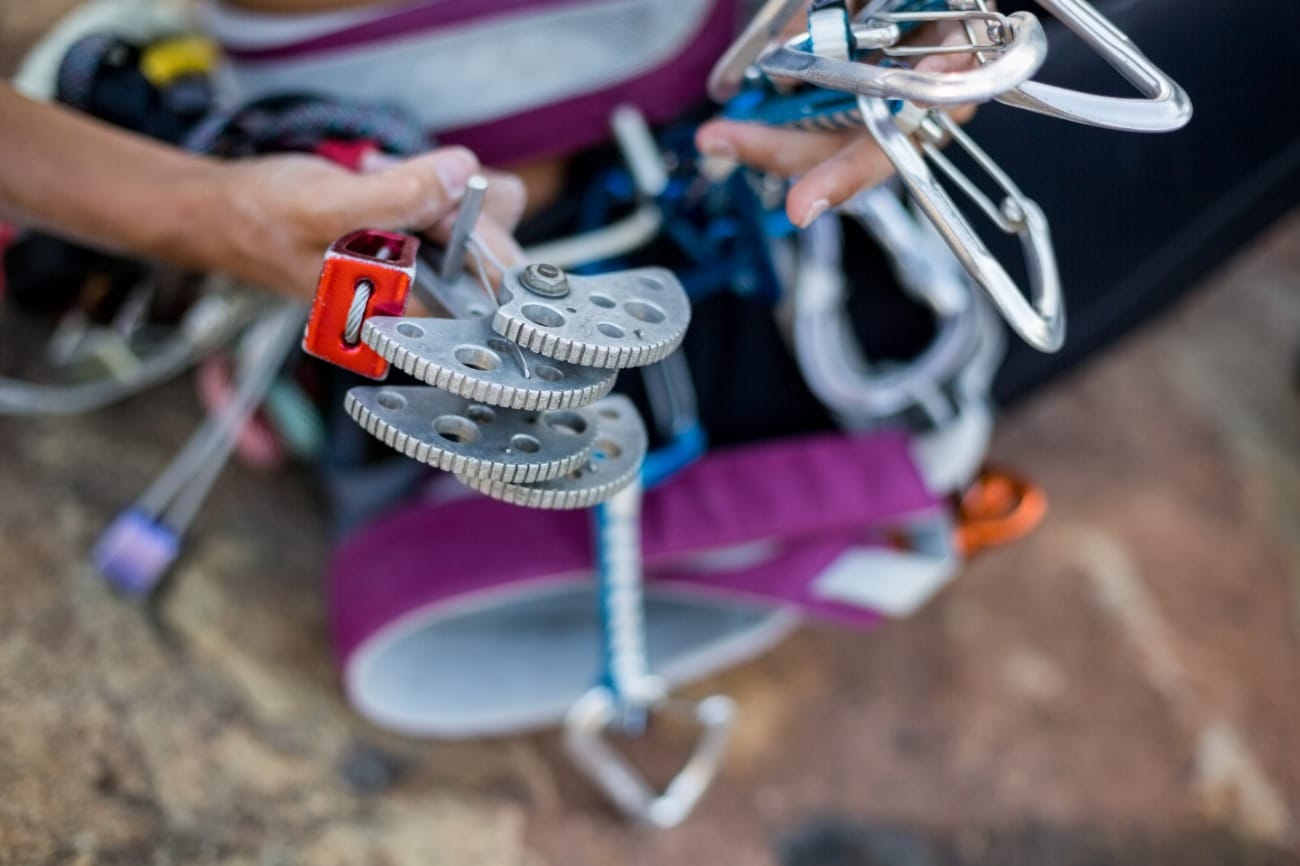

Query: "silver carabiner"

xmin=707 ymin=0 xmax=808 ymax=102
xmin=564 ymin=685 xmax=737 ymax=828
xmin=756 ymin=8 xmax=1047 ymax=106
xmin=858 ymin=95 xmax=1065 ymax=352
xmin=971 ymin=0 xmax=1192 ymax=132
xmin=710 ymin=0 xmax=1047 ymax=107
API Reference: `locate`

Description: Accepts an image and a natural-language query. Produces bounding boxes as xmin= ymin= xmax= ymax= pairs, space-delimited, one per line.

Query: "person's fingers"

xmin=697 ymin=119 xmax=856 ymax=178
xmin=480 ymin=170 xmax=527 ymax=232
xmin=345 ymin=146 xmax=479 ymax=231
xmin=356 ymin=150 xmax=525 ymax=232
xmin=696 ymin=119 xmax=892 ymax=225
xmin=787 ymin=136 xmax=898 ymax=225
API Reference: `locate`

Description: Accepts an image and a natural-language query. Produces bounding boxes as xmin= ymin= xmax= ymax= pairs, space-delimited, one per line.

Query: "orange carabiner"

xmin=955 ymin=467 xmax=1047 ymax=556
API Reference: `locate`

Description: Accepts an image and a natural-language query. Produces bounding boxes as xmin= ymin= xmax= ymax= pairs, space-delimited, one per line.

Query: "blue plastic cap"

xmin=90 ymin=508 xmax=180 ymax=597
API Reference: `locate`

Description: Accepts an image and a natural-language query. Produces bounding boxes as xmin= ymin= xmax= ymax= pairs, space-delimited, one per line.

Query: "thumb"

xmin=346 ymin=147 xmax=479 ymax=231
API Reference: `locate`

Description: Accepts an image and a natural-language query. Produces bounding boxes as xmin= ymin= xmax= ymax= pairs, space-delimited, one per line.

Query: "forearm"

xmin=0 ymin=83 xmax=523 ymax=298
xmin=0 ymin=83 xmax=225 ymax=269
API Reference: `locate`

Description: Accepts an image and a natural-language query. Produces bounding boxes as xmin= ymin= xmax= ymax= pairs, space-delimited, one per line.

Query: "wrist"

xmin=133 ymin=156 xmax=230 ymax=272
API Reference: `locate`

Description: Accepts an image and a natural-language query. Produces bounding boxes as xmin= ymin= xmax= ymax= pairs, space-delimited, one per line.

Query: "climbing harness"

xmin=309 ymin=134 xmax=994 ymax=822
xmin=330 ymin=429 xmax=951 ymax=728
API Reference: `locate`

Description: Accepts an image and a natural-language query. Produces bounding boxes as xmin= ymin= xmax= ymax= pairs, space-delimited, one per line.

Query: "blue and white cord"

xmin=593 ymin=479 xmax=663 ymax=728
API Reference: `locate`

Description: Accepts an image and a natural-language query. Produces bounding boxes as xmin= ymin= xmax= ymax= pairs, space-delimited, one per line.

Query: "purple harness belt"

xmin=331 ymin=429 xmax=952 ymax=737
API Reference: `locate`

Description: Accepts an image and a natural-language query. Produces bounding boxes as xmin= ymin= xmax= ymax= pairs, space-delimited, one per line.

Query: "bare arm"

xmin=0 ymin=82 xmax=227 ymax=262
xmin=0 ymin=83 xmax=525 ymax=297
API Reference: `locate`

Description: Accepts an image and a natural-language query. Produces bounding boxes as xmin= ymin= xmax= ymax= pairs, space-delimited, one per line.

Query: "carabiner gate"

xmin=711 ymin=0 xmax=1048 ymax=107
xmin=859 ymin=95 xmax=1066 ymax=352
xmin=756 ymin=5 xmax=1047 ymax=106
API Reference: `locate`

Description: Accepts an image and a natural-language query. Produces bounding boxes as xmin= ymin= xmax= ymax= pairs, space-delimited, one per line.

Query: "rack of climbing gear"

xmin=713 ymin=0 xmax=1190 ymax=353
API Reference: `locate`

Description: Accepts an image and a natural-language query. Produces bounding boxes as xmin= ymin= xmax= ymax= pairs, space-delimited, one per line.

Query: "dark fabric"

xmin=57 ymin=35 xmax=212 ymax=145
xmin=975 ymin=0 xmax=1300 ymax=401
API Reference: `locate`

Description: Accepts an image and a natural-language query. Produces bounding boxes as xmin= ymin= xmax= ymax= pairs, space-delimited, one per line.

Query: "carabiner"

xmin=955 ymin=467 xmax=1048 ymax=556
xmin=707 ymin=0 xmax=808 ymax=102
xmin=858 ymin=95 xmax=1066 ymax=352
xmin=794 ymin=189 xmax=986 ymax=426
xmin=564 ymin=684 xmax=737 ymax=828
xmin=976 ymin=0 xmax=1192 ymax=132
xmin=756 ymin=9 xmax=1047 ymax=106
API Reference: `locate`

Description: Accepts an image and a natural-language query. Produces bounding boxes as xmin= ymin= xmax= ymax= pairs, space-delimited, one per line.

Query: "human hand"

xmin=211 ymin=146 xmax=526 ymax=298
xmin=696 ymin=10 xmax=984 ymax=228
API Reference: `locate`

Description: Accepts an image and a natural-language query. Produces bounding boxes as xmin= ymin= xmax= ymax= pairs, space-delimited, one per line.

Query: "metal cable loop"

xmin=344 ymin=280 xmax=372 ymax=346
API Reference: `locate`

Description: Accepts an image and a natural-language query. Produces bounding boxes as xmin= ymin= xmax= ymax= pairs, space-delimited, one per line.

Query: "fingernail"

xmin=699 ymin=137 xmax=736 ymax=160
xmin=435 ymin=151 xmax=475 ymax=199
xmin=799 ymin=198 xmax=830 ymax=228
